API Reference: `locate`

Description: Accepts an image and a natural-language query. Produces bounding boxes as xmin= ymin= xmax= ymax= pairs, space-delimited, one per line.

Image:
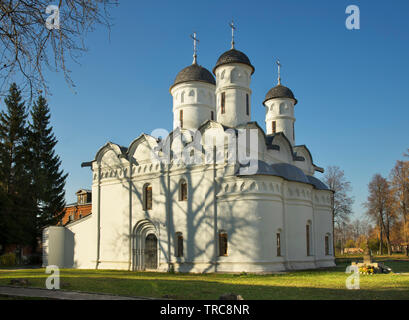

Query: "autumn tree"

xmin=365 ymin=174 xmax=396 ymax=255
xmin=390 ymin=149 xmax=409 ymax=255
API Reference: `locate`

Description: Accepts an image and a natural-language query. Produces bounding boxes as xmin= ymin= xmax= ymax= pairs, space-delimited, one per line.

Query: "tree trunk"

xmin=379 ymin=224 xmax=383 ymax=255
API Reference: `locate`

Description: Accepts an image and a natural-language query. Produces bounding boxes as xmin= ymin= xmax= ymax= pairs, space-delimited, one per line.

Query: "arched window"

xmin=179 ymin=179 xmax=187 ymax=201
xmin=180 ymin=110 xmax=183 ymax=128
xmin=219 ymin=231 xmax=228 ymax=256
xmin=143 ymin=184 xmax=152 ymax=210
xmin=175 ymin=232 xmax=183 ymax=257
xmin=211 ymin=111 xmax=214 ymax=120
xmin=276 ymin=232 xmax=282 ymax=257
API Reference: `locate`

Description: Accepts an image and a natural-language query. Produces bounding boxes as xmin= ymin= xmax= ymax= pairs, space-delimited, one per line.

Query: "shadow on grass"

xmin=0 ymin=260 xmax=408 ymax=300
xmin=1 ymin=272 xmax=408 ymax=300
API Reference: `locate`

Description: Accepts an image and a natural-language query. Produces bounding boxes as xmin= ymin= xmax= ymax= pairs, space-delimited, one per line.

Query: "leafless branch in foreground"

xmin=0 ymin=0 xmax=118 ymax=99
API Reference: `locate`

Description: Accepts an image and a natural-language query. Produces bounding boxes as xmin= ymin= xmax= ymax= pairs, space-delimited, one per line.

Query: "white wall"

xmin=66 ymin=215 xmax=96 ymax=269
xmin=264 ymin=98 xmax=296 ymax=145
xmin=171 ymin=82 xmax=216 ymax=130
xmin=215 ymin=63 xmax=253 ymax=127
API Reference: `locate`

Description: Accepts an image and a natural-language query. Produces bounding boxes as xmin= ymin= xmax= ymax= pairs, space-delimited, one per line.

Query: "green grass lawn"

xmin=0 ymin=256 xmax=408 ymax=300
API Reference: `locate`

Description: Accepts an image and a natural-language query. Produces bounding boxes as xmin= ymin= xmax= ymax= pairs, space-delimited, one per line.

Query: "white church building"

xmin=43 ymin=32 xmax=335 ymax=273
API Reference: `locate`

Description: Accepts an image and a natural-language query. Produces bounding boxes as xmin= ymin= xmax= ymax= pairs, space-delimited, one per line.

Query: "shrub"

xmin=0 ymin=253 xmax=17 ymax=266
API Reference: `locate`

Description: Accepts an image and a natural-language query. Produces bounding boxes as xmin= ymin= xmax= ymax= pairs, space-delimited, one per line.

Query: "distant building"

xmin=60 ymin=189 xmax=92 ymax=225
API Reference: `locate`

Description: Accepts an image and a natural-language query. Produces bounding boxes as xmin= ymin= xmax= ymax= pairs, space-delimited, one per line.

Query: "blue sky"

xmin=24 ymin=0 xmax=409 ymax=218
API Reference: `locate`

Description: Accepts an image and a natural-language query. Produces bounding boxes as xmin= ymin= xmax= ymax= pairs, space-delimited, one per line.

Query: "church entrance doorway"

xmin=133 ymin=219 xmax=158 ymax=271
xmin=145 ymin=234 xmax=158 ymax=269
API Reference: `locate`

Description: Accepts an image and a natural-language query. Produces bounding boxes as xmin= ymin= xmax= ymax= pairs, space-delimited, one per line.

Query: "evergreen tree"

xmin=0 ymin=83 xmax=36 ymax=246
xmin=29 ymin=95 xmax=67 ymax=231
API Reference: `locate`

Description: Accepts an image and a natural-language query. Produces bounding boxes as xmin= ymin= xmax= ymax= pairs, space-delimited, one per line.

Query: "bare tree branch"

xmin=0 ymin=0 xmax=118 ymax=98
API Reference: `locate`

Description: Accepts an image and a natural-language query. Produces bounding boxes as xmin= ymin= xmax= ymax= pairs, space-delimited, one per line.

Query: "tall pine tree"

xmin=29 ymin=95 xmax=67 ymax=232
xmin=0 ymin=83 xmax=36 ymax=246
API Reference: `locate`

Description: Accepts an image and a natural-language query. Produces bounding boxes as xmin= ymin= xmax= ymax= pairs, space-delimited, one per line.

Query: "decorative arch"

xmin=132 ymin=219 xmax=158 ymax=270
xmin=127 ymin=134 xmax=159 ymax=164
xmin=230 ymin=67 xmax=241 ymax=82
xmin=94 ymin=142 xmax=126 ymax=165
xmin=279 ymin=102 xmax=285 ymax=114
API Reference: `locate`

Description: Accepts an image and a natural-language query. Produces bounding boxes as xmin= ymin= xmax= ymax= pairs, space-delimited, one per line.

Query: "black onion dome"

xmin=213 ymin=49 xmax=255 ymax=74
xmin=263 ymin=84 xmax=297 ymax=105
xmin=170 ymin=63 xmax=215 ymax=91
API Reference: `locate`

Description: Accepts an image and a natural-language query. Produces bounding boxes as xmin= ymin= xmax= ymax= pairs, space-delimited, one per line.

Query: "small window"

xmin=143 ymin=184 xmax=152 ymax=210
xmin=246 ymin=94 xmax=249 ymax=115
xmin=179 ymin=180 xmax=187 ymax=201
xmin=219 ymin=231 xmax=228 ymax=256
xmin=176 ymin=233 xmax=183 ymax=257
xmin=221 ymin=92 xmax=225 ymax=114
xmin=272 ymin=121 xmax=276 ymax=134
xmin=306 ymin=224 xmax=311 ymax=256
xmin=277 ymin=233 xmax=281 ymax=256
xmin=325 ymin=235 xmax=330 ymax=256
xmin=180 ymin=110 xmax=183 ymax=128
xmin=211 ymin=111 xmax=214 ymax=120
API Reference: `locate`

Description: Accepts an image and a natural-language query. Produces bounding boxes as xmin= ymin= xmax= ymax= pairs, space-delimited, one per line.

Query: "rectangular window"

xmin=272 ymin=121 xmax=276 ymax=134
xmin=221 ymin=92 xmax=225 ymax=114
xmin=325 ymin=235 xmax=329 ymax=256
xmin=180 ymin=110 xmax=183 ymax=128
xmin=246 ymin=94 xmax=249 ymax=115
xmin=277 ymin=233 xmax=281 ymax=257
xmin=306 ymin=225 xmax=310 ymax=256
xmin=219 ymin=232 xmax=228 ymax=256
xmin=176 ymin=234 xmax=183 ymax=257
xmin=145 ymin=186 xmax=152 ymax=210
xmin=211 ymin=111 xmax=214 ymax=120
xmin=180 ymin=181 xmax=187 ymax=201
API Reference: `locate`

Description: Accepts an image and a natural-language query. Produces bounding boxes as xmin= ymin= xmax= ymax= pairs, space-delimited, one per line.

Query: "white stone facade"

xmin=44 ymin=49 xmax=335 ymax=273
